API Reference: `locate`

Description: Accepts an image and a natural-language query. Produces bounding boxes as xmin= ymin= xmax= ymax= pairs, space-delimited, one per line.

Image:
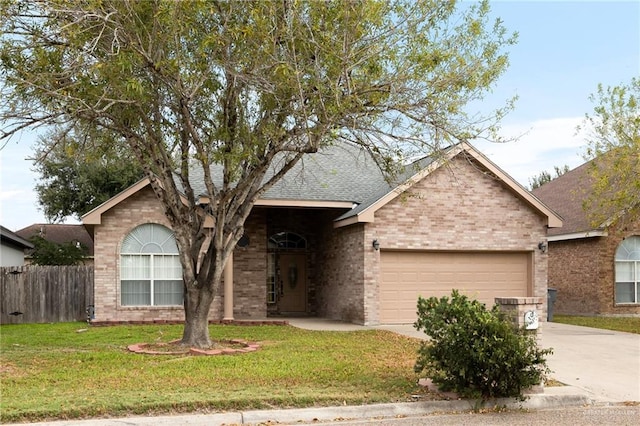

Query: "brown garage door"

xmin=380 ymin=251 xmax=531 ymax=324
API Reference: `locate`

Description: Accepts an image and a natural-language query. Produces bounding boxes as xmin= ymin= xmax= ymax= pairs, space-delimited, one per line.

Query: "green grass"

xmin=553 ymin=315 xmax=640 ymax=334
xmin=0 ymin=322 xmax=431 ymax=423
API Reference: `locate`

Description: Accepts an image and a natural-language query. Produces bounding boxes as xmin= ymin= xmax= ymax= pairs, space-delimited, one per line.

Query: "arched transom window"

xmin=615 ymin=236 xmax=640 ymax=304
xmin=268 ymin=232 xmax=307 ymax=249
xmin=120 ymin=224 xmax=183 ymax=306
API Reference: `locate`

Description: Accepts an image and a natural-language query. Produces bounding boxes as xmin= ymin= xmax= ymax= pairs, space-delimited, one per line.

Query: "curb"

xmin=243 ymin=393 xmax=593 ymax=425
xmin=19 ymin=390 xmax=593 ymax=426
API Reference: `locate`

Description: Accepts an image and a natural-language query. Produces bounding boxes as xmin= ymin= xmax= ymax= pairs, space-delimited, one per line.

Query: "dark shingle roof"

xmin=186 ymin=143 xmax=414 ymax=206
xmin=531 ymin=160 xmax=596 ymax=236
xmin=183 ymin=143 xmax=453 ymax=221
xmin=16 ymin=224 xmax=94 ymax=256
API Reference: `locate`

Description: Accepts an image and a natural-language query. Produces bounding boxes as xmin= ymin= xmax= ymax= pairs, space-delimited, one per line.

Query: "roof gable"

xmin=334 ymin=142 xmax=562 ymax=228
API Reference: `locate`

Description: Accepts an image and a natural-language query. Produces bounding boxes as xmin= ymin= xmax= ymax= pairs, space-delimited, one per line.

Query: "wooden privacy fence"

xmin=0 ymin=266 xmax=94 ymax=324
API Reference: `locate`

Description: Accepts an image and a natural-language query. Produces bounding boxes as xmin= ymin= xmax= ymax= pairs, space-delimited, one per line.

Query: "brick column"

xmin=494 ymin=297 xmax=544 ymax=331
xmin=495 ymin=296 xmax=545 ymax=393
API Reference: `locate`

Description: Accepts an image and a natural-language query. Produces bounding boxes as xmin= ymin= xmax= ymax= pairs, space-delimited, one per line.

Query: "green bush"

xmin=414 ymin=290 xmax=552 ymax=401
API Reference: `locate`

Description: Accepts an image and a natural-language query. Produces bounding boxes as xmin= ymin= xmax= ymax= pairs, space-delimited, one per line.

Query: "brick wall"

xmin=316 ymin=220 xmax=366 ymax=323
xmin=364 ymin=155 xmax=550 ymax=324
xmin=549 ymin=220 xmax=640 ymax=316
xmin=547 ymin=237 xmax=604 ymax=315
xmin=231 ymin=209 xmax=267 ymax=319
xmin=92 ymin=186 xmax=237 ymax=323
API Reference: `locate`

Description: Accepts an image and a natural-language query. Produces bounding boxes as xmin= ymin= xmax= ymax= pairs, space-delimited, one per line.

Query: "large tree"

xmin=582 ymin=77 xmax=640 ymax=227
xmin=1 ymin=0 xmax=515 ymax=347
xmin=33 ymin=128 xmax=144 ymax=222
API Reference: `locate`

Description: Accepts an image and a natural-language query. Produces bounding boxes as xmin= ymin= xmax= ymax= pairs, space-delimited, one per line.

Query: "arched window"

xmin=268 ymin=232 xmax=307 ymax=249
xmin=120 ymin=224 xmax=183 ymax=306
xmin=615 ymin=236 xmax=640 ymax=304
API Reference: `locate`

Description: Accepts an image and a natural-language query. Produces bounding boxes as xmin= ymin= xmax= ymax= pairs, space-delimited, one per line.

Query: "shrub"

xmin=414 ymin=290 xmax=552 ymax=401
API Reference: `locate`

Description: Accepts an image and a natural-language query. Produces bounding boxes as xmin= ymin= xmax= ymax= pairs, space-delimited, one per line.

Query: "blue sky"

xmin=1 ymin=0 xmax=639 ymax=231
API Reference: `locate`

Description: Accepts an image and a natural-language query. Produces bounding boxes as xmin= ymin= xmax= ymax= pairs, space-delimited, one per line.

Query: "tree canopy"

xmin=28 ymin=235 xmax=87 ymax=265
xmin=33 ymin=128 xmax=144 ymax=222
xmin=582 ymin=77 xmax=640 ymax=227
xmin=1 ymin=0 xmax=516 ymax=347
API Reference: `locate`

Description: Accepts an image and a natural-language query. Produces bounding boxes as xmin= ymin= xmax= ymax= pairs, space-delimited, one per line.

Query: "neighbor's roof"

xmin=16 ymin=224 xmax=94 ymax=256
xmin=83 ymin=142 xmax=562 ymax=229
xmin=0 ymin=225 xmax=34 ymax=250
xmin=531 ymin=159 xmax=606 ymax=240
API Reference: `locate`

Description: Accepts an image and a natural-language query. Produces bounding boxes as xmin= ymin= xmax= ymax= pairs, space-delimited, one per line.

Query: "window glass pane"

xmin=615 ymin=262 xmax=634 ymax=282
xmin=615 ymin=282 xmax=635 ymax=303
xmin=154 ymin=255 xmax=182 ymax=280
xmin=268 ymin=232 xmax=306 ymax=249
xmin=615 ymin=236 xmax=640 ymax=260
xmin=122 ymin=224 xmax=178 ymax=254
xmin=122 ymin=280 xmax=151 ymax=305
xmin=121 ymin=255 xmax=150 ymax=280
xmin=154 ymin=280 xmax=183 ymax=305
xmin=267 ymin=253 xmax=276 ymax=304
xmin=141 ymin=242 xmax=163 ymax=254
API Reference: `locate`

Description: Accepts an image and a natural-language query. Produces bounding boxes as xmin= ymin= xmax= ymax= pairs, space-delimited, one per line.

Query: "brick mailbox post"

xmin=494 ymin=296 xmax=544 ymax=332
xmin=495 ymin=296 xmax=545 ymax=393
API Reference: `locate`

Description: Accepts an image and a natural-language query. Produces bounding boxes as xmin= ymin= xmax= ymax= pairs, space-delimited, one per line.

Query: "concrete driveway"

xmin=539 ymin=321 xmax=640 ymax=403
xmin=288 ymin=318 xmax=640 ymax=403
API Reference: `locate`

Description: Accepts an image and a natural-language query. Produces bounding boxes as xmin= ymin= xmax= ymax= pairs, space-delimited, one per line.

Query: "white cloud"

xmin=473 ymin=117 xmax=590 ymax=187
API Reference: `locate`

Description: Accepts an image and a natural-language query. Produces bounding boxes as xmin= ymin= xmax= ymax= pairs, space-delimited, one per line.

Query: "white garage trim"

xmin=379 ymin=250 xmax=532 ymax=324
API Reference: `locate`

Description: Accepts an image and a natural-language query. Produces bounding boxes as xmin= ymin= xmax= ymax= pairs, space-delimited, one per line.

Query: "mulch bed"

xmin=127 ymin=339 xmax=260 ymax=356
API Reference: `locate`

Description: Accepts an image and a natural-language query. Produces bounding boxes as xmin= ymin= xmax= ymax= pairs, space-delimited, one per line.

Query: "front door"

xmin=278 ymin=253 xmax=307 ymax=313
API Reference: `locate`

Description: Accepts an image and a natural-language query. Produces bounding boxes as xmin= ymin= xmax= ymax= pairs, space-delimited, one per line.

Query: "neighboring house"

xmin=532 ymin=160 xmax=640 ymax=316
xmin=0 ymin=225 xmax=34 ymax=266
xmin=16 ymin=224 xmax=95 ymax=266
xmin=82 ymin=142 xmax=561 ymax=325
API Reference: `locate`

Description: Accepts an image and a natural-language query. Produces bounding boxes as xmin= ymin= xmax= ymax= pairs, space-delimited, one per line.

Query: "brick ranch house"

xmin=82 ymin=142 xmax=561 ymax=325
xmin=533 ymin=160 xmax=640 ymax=316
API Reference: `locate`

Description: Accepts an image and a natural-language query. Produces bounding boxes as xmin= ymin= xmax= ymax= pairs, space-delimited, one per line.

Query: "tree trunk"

xmin=181 ymin=283 xmax=215 ymax=348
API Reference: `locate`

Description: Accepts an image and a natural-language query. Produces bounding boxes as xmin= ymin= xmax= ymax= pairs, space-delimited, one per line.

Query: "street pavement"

xmin=11 ymin=320 xmax=640 ymax=426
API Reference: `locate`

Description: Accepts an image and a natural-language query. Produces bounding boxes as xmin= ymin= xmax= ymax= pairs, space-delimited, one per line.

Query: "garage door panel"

xmin=380 ymin=251 xmax=530 ymax=324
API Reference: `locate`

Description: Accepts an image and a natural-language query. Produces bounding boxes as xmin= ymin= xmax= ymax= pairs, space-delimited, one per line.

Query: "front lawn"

xmin=0 ymin=322 xmax=430 ymax=423
xmin=553 ymin=315 xmax=640 ymax=334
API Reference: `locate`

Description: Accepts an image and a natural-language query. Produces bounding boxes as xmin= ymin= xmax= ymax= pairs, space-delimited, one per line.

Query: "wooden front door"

xmin=277 ymin=253 xmax=307 ymax=313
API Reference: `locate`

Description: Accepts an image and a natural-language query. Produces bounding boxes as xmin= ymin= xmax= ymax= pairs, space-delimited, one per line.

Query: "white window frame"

xmin=120 ymin=224 xmax=183 ymax=307
xmin=614 ymin=236 xmax=640 ymax=305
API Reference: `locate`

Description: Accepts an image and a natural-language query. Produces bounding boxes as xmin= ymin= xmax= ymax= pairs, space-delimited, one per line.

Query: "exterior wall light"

xmin=538 ymin=242 xmax=547 ymax=253
xmin=372 ymin=239 xmax=380 ymax=251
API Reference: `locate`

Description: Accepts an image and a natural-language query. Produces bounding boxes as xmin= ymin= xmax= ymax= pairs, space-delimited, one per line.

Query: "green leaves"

xmin=414 ymin=290 xmax=552 ymax=401
xmin=582 ymin=77 xmax=640 ymax=228
xmin=28 ymin=235 xmax=87 ymax=265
